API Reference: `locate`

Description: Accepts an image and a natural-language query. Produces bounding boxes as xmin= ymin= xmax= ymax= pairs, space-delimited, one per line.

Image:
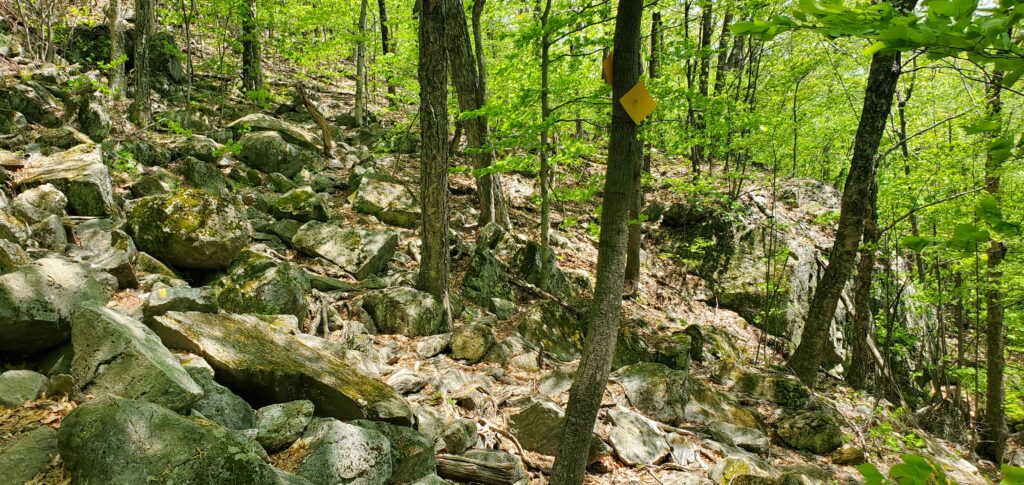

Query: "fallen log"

xmin=436 ymin=454 xmax=525 ymax=485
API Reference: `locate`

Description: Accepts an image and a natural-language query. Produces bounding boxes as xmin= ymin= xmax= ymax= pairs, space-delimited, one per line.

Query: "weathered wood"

xmin=295 ymin=84 xmax=334 ymax=158
xmin=436 ymin=454 xmax=523 ymax=485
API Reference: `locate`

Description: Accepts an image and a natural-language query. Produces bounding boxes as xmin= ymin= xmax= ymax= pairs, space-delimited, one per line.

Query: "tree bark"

xmin=689 ymin=0 xmax=713 ymax=176
xmin=355 ymin=0 xmax=370 ymax=127
xmin=107 ymin=0 xmax=126 ymax=99
xmin=241 ymin=0 xmax=263 ymax=92
xmin=713 ymin=8 xmax=733 ymax=95
xmin=378 ymin=0 xmax=396 ymax=99
xmin=539 ymin=0 xmax=553 ymax=254
xmin=787 ymin=1 xmax=916 ymax=386
xmin=549 ymin=1 xmax=643 ymax=483
xmin=416 ymin=0 xmax=453 ymax=331
xmin=130 ymin=0 xmax=154 ymax=125
xmin=846 ymin=179 xmax=879 ymax=390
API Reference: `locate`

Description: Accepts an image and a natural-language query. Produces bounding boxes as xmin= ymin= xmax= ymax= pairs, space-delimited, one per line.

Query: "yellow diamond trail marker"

xmin=602 ymin=50 xmax=614 ymax=85
xmin=620 ymin=81 xmax=656 ymax=125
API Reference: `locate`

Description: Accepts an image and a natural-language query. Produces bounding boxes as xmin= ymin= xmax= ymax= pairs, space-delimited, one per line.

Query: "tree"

xmin=550 ymin=0 xmax=643 ymax=483
xmin=378 ymin=0 xmax=396 ymax=100
xmin=106 ymin=0 xmax=126 ymax=99
xmin=130 ymin=0 xmax=155 ymax=125
xmin=846 ymin=179 xmax=880 ymax=390
xmin=241 ymin=0 xmax=263 ymax=92
xmin=417 ymin=0 xmax=453 ymax=331
xmin=354 ymin=0 xmax=369 ymax=126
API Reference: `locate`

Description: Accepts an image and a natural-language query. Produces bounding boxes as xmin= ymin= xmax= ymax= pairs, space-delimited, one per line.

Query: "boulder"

xmin=350 ymin=176 xmax=419 ymax=228
xmin=508 ymin=398 xmax=608 ymax=463
xmin=386 ymin=368 xmax=428 ymax=394
xmin=237 ymin=131 xmax=311 ymax=178
xmin=151 ymin=311 xmax=413 ymax=424
xmin=174 ymin=134 xmax=223 ymax=162
xmin=0 ymin=257 xmax=115 ymax=355
xmin=12 ymin=183 xmax=66 ymax=222
xmin=0 ymin=83 xmax=61 ymax=127
xmin=352 ymin=419 xmax=436 ymax=483
xmin=176 ymin=156 xmax=228 ymax=195
xmin=77 ymin=98 xmax=110 ymax=142
xmin=38 ymin=125 xmax=94 ymax=151
xmin=439 ymin=418 xmax=477 ymax=454
xmin=0 ymin=110 xmax=28 ymax=135
xmin=611 ymin=363 xmax=691 ymax=426
xmin=57 ymin=398 xmax=286 ymax=484
xmin=182 ymin=357 xmax=256 ymax=431
xmin=461 ymin=246 xmax=514 ymax=308
xmin=256 ymin=400 xmax=315 ymax=452
xmin=0 ymin=369 xmax=47 ymax=406
xmin=29 ymin=214 xmax=66 ymax=250
xmin=126 ymin=188 xmax=250 ymax=270
xmin=0 ymin=426 xmax=58 ymax=485
xmin=0 ymin=211 xmax=29 ymax=245
xmin=229 ymin=113 xmax=324 ymax=153
xmin=606 ymin=407 xmax=670 ymax=466
xmin=142 ymin=282 xmax=218 ymax=322
xmin=0 ymin=239 xmax=29 ymax=272
xmin=291 ymin=221 xmax=397 ymax=280
xmin=69 ymin=226 xmax=139 ymax=289
xmin=362 ymin=287 xmax=446 ymax=337
xmin=216 ymin=249 xmax=310 ymax=321
xmin=513 ymin=240 xmax=573 ymax=299
xmin=272 ymin=186 xmax=329 ymax=222
xmin=731 ymin=372 xmax=810 ymax=410
xmin=686 ymin=380 xmax=761 ymax=429
xmin=14 ymin=144 xmax=116 ymax=216
xmin=775 ymin=410 xmax=842 ymax=455
xmin=450 ymin=323 xmax=496 ymax=363
xmin=708 ymin=422 xmax=769 ymax=454
xmin=614 ymin=322 xmax=693 ymax=371
xmin=71 ymin=305 xmax=203 ymax=411
xmin=516 ymin=300 xmax=583 ymax=362
xmin=128 ymin=175 xmax=169 ymax=198
xmin=830 ymin=444 xmax=865 ymax=465
xmin=296 ymin=418 xmax=392 ymax=485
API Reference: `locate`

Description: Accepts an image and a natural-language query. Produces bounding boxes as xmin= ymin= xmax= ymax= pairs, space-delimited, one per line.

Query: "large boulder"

xmin=352 ymin=419 xmax=436 ymax=483
xmin=362 ymin=287 xmax=446 ymax=337
xmin=611 ymin=363 xmax=691 ymax=426
xmin=272 ymin=187 xmax=329 ymax=223
xmin=686 ymin=379 xmax=761 ymax=430
xmin=461 ymin=246 xmax=515 ymax=309
xmin=256 ymin=400 xmax=315 ymax=452
xmin=450 ymin=323 xmax=496 ymax=363
xmin=151 ymin=311 xmax=413 ymax=424
xmin=0 ymin=370 xmax=47 ymax=406
xmin=295 ymin=418 xmax=393 ymax=485
xmin=127 ymin=188 xmax=250 ymax=270
xmin=516 ymin=300 xmax=584 ymax=362
xmin=216 ymin=249 xmax=310 ymax=321
xmin=775 ymin=410 xmax=842 ymax=455
xmin=14 ymin=144 xmax=116 ymax=216
xmin=508 ymin=398 xmax=608 ymax=463
xmin=606 ymin=407 xmax=670 ymax=466
xmin=182 ymin=356 xmax=256 ymax=431
xmin=0 ymin=83 xmax=61 ymax=127
xmin=237 ymin=131 xmax=313 ymax=178
xmin=0 ymin=257 xmax=115 ymax=355
xmin=350 ymin=176 xmax=419 ymax=229
xmin=69 ymin=225 xmax=139 ymax=289
xmin=229 ymin=113 xmax=324 ymax=153
xmin=57 ymin=398 xmax=288 ymax=484
xmin=77 ymin=97 xmax=111 ymax=142
xmin=0 ymin=426 xmax=58 ymax=485
xmin=292 ymin=221 xmax=396 ymax=280
xmin=71 ymin=305 xmax=203 ymax=412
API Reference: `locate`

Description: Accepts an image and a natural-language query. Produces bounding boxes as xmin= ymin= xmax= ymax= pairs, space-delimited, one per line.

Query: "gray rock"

xmin=12 ymin=183 xmax=66 ymax=222
xmin=513 ymin=240 xmax=573 ymax=299
xmin=450 ymin=323 xmax=495 ymax=363
xmin=387 ymin=368 xmax=428 ymax=394
xmin=0 ymin=239 xmax=29 ymax=272
xmin=508 ymin=398 xmax=607 ymax=463
xmin=0 ymin=110 xmax=27 ymax=135
xmin=229 ymin=113 xmax=325 ymax=153
xmin=126 ymin=188 xmax=250 ymax=270
xmin=685 ymin=379 xmax=761 ymax=430
xmin=0 ymin=210 xmax=29 ymax=245
xmin=775 ymin=410 xmax=843 ymax=455
xmin=460 ymin=449 xmax=526 ymax=482
xmin=216 ymin=249 xmax=310 ymax=321
xmin=350 ymin=176 xmax=419 ymax=228
xmin=607 ymin=407 xmax=670 ymax=466
xmin=439 ymin=418 xmax=477 ymax=454
xmin=57 ymin=398 xmax=285 ymax=484
xmin=177 ymin=156 xmax=228 ymax=195
xmin=352 ymin=419 xmax=436 ymax=483
xmin=516 ymin=300 xmax=583 ymax=362
xmin=69 ymin=227 xmax=139 ymax=289
xmin=461 ymin=246 xmax=514 ymax=308
xmin=415 ymin=334 xmax=450 ymax=359
xmin=709 ymin=422 xmax=769 ymax=454
xmin=272 ymin=186 xmax=329 ymax=222
xmin=71 ymin=305 xmax=203 ymax=411
xmin=185 ymin=363 xmax=256 ymax=431
xmin=0 ymin=257 xmax=115 ymax=355
xmin=411 ymin=474 xmax=451 ymax=485
xmin=731 ymin=372 xmax=810 ymax=410
xmin=151 ymin=311 xmax=413 ymax=424
xmin=128 ymin=175 xmax=168 ymax=198
xmin=142 ymin=282 xmax=217 ymax=322
xmin=29 ymin=213 xmax=66 ymax=250
xmin=14 ymin=144 xmax=116 ymax=216
xmin=0 ymin=426 xmax=58 ymax=485
xmin=256 ymin=400 xmax=315 ymax=451
xmin=174 ymin=134 xmax=223 ymax=162
xmin=0 ymin=369 xmax=47 ymax=406
xmin=611 ymin=363 xmax=691 ymax=426
xmin=297 ymin=418 xmax=392 ymax=485
xmin=292 ymin=221 xmax=397 ymax=280
xmin=77 ymin=98 xmax=110 ymax=142
xmin=708 ymin=454 xmax=777 ymax=484
xmin=237 ymin=130 xmax=313 ymax=178
xmin=0 ymin=83 xmax=61 ymax=127
xmin=363 ymin=287 xmax=446 ymax=337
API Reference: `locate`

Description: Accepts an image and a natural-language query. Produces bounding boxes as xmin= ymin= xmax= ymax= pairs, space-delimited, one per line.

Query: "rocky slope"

xmin=0 ymin=42 xmax=1004 ymax=484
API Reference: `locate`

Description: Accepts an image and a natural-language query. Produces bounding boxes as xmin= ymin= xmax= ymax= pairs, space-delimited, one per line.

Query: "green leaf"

xmin=962 ymin=119 xmax=1001 ymax=134
xmin=901 ymin=235 xmax=940 ymax=252
xmin=863 ymin=41 xmax=888 ymax=56
xmin=857 ymin=463 xmax=886 ymax=485
xmin=1001 ymin=464 xmax=1024 ymax=485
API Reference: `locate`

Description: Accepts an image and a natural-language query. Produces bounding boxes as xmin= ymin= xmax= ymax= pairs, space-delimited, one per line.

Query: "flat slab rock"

xmin=14 ymin=144 xmax=116 ymax=216
xmin=151 ymin=311 xmax=413 ymax=425
xmin=291 ymin=221 xmax=397 ymax=280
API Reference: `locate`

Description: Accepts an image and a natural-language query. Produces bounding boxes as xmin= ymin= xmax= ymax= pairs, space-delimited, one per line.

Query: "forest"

xmin=0 ymin=0 xmax=1024 ymax=483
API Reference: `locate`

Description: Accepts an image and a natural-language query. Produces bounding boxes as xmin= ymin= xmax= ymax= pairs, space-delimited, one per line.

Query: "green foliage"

xmin=858 ymin=454 xmax=949 ymax=485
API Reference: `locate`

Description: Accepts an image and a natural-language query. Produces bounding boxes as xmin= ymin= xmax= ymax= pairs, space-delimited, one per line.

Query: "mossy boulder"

xmin=686 ymin=379 xmax=761 ymax=430
xmin=127 ymin=188 xmax=250 ymax=270
xmin=151 ymin=311 xmax=413 ymax=425
xmin=228 ymin=113 xmax=324 ymax=154
xmin=176 ymin=156 xmax=228 ymax=195
xmin=181 ymin=357 xmax=256 ymax=431
xmin=215 ymin=249 xmax=310 ymax=321
xmin=0 ymin=426 xmax=58 ymax=484
xmin=272 ymin=186 xmax=329 ymax=223
xmin=255 ymin=400 xmax=314 ymax=452
xmin=295 ymin=418 xmax=392 ymax=485
xmin=0 ymin=369 xmax=47 ymax=406
xmin=77 ymin=97 xmax=110 ymax=142
xmin=174 ymin=134 xmax=223 ymax=163
xmin=516 ymin=300 xmax=583 ymax=362
xmin=14 ymin=144 xmax=116 ymax=216
xmin=350 ymin=176 xmax=420 ymax=228
xmin=513 ymin=240 xmax=574 ymax=300
xmin=362 ymin=287 xmax=446 ymax=337
xmin=613 ymin=321 xmax=692 ymax=371
xmin=57 ymin=398 xmax=287 ymax=484
xmin=731 ymin=372 xmax=810 ymax=409
xmin=775 ymin=410 xmax=843 ymax=455
xmin=237 ymin=131 xmax=310 ymax=178
xmin=611 ymin=363 xmax=691 ymax=426
xmin=292 ymin=221 xmax=397 ymax=280
xmin=508 ymin=398 xmax=609 ymax=463
xmin=0 ymin=257 xmax=115 ymax=355
xmin=352 ymin=419 xmax=436 ymax=483
xmin=461 ymin=246 xmax=514 ymax=309
xmin=0 ymin=83 xmax=61 ymax=128
xmin=450 ymin=323 xmax=496 ymax=363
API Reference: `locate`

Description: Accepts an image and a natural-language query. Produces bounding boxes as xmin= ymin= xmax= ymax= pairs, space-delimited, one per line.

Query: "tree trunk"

xmin=979 ymin=69 xmax=1007 ymax=464
xmin=713 ymin=8 xmax=733 ymax=95
xmin=107 ymin=0 xmax=126 ymax=99
xmin=130 ymin=0 xmax=154 ymax=125
xmin=355 ymin=0 xmax=370 ymax=127
xmin=378 ymin=0 xmax=396 ymax=99
xmin=549 ymin=1 xmax=643 ymax=483
xmin=241 ymin=0 xmax=263 ymax=92
xmin=787 ymin=2 xmax=914 ymax=386
xmin=539 ymin=0 xmax=553 ymax=254
xmin=689 ymin=0 xmax=713 ymax=176
xmin=416 ymin=0 xmax=453 ymax=331
xmin=846 ymin=179 xmax=879 ymax=390
xmin=443 ymin=0 xmax=509 ymax=228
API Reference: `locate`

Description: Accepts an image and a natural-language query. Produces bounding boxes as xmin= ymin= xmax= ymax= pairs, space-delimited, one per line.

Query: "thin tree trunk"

xmin=130 ymin=0 xmax=154 ymax=125
xmin=539 ymin=0 xmax=553 ymax=254
xmin=896 ymin=77 xmax=926 ymax=284
xmin=550 ymin=1 xmax=643 ymax=482
xmin=107 ymin=0 xmax=126 ymax=99
xmin=787 ymin=0 xmax=916 ymax=386
xmin=846 ymin=179 xmax=879 ymax=389
xmin=417 ymin=0 xmax=453 ymax=330
xmin=378 ymin=0 xmax=396 ymax=100
xmin=713 ymin=8 xmax=732 ymax=95
xmin=689 ymin=0 xmax=713 ymax=177
xmin=355 ymin=0 xmax=370 ymax=126
xmin=241 ymin=0 xmax=263 ymax=92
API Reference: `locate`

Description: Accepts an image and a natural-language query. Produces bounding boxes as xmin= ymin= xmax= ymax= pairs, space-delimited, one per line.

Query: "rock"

xmin=176 ymin=156 xmax=228 ymax=195
xmin=0 ymin=110 xmax=28 ymax=135
xmin=416 ymin=333 xmax=450 ymax=359
xmin=14 ymin=144 xmax=116 ymax=216
xmin=216 ymin=249 xmax=310 ymax=321
xmin=0 ymin=426 xmax=58 ymax=485
xmin=350 ymin=176 xmax=419 ymax=228
xmin=127 ymin=188 xmax=250 ymax=270
xmin=29 ymin=214 xmax=66 ymax=250
xmin=70 ymin=226 xmax=139 ymax=289
xmin=387 ymin=368 xmax=428 ymax=394
xmin=513 ymin=240 xmax=573 ymax=299
xmin=128 ymin=175 xmax=169 ymax=198
xmin=450 ymin=323 xmax=495 ymax=363
xmin=77 ymin=98 xmax=110 ymax=141
xmin=183 ymin=359 xmax=256 ymax=431
xmin=607 ymin=407 xmax=670 ymax=466
xmin=461 ymin=246 xmax=515 ymax=308
xmin=237 ymin=130 xmax=312 ymax=178
xmin=57 ymin=398 xmax=285 ymax=484
xmin=12 ymin=183 xmax=66 ymax=222
xmin=256 ymin=400 xmax=315 ymax=451
xmin=775 ymin=410 xmax=843 ymax=455
xmin=614 ymin=321 xmax=693 ymax=370
xmin=292 ymin=221 xmax=397 ymax=280
xmin=151 ymin=311 xmax=413 ymax=424
xmin=0 ymin=239 xmax=29 ymax=272
xmin=37 ymin=126 xmax=93 ymax=151
xmin=44 ymin=373 xmax=74 ymax=397
xmin=272 ymin=186 xmax=329 ymax=222
xmin=0 ymin=83 xmax=61 ymax=127
xmin=459 ymin=449 xmax=527 ymax=482
xmin=352 ymin=419 xmax=436 ymax=483
xmin=174 ymin=134 xmax=223 ymax=162
xmin=709 ymin=422 xmax=769 ymax=454
xmin=516 ymin=300 xmax=584 ymax=362
xmin=142 ymin=282 xmax=217 ymax=322
xmin=708 ymin=454 xmax=777 ymax=485
xmin=439 ymin=418 xmax=477 ymax=454
xmin=0 ymin=369 xmax=47 ymax=406
xmin=363 ymin=287 xmax=446 ymax=337
xmin=229 ymin=113 xmax=324 ymax=153
xmin=71 ymin=305 xmax=203 ymax=411
xmin=731 ymin=372 xmax=810 ymax=410
xmin=686 ymin=379 xmax=761 ymax=429
xmin=656 ymin=471 xmax=715 ymax=485
xmin=411 ymin=475 xmax=450 ymax=485
xmin=830 ymin=444 xmax=865 ymax=465
xmin=0 ymin=210 xmax=29 ymax=245
xmin=508 ymin=398 xmax=607 ymax=463
xmin=611 ymin=363 xmax=691 ymax=426
xmin=0 ymin=257 xmax=115 ymax=355
xmin=296 ymin=418 xmax=392 ymax=485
